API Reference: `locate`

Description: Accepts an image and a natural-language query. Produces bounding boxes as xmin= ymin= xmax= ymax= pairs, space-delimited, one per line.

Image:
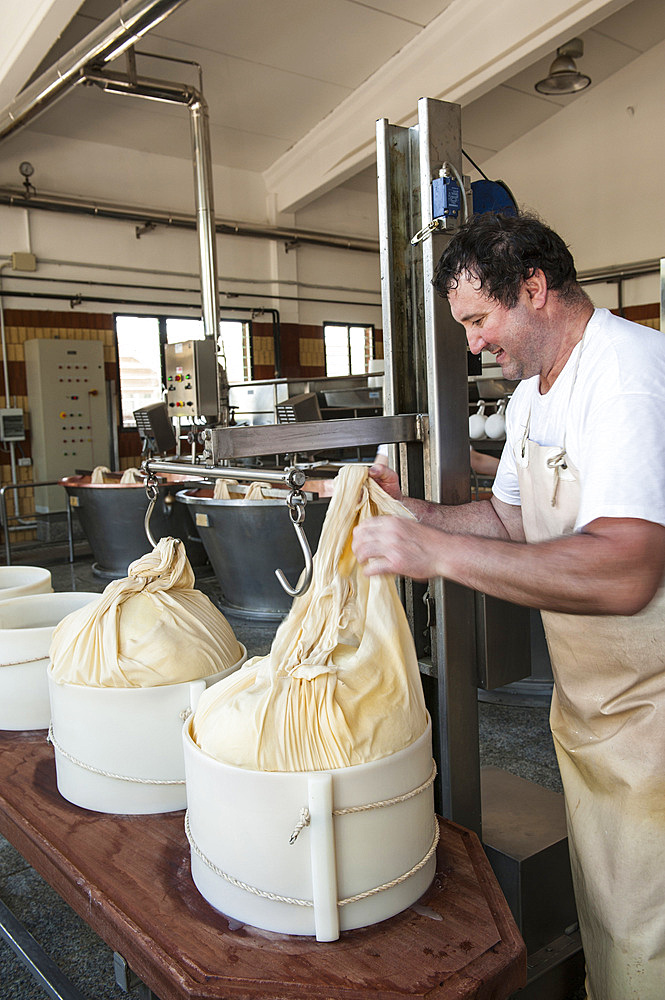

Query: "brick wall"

xmin=0 ymin=310 xmax=140 ymax=544
xmin=612 ymin=303 xmax=661 ymax=330
xmin=252 ymin=321 xmax=383 ymax=381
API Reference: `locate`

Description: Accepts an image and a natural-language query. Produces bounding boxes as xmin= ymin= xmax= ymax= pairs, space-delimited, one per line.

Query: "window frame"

xmin=114 ymin=312 xmax=253 ymax=431
xmin=217 ymin=318 xmax=254 ymax=387
xmin=322 ymin=321 xmax=376 ymax=377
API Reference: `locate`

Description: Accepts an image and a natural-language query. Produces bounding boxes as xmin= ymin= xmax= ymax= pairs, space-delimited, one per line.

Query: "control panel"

xmin=164 ymin=339 xmax=218 ymax=419
xmin=0 ymin=408 xmax=25 ymax=442
xmin=24 ymin=339 xmax=109 ymax=511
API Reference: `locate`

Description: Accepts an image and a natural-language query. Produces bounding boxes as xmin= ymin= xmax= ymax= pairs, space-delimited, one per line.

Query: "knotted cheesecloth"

xmin=119 ymin=467 xmax=142 ymax=484
xmin=212 ymin=480 xmax=269 ymax=501
xmin=50 ymin=537 xmax=243 ymax=687
xmin=243 ymin=481 xmax=268 ymax=501
xmin=90 ymin=466 xmax=112 ymax=484
xmin=213 ymin=479 xmax=240 ymax=499
xmin=89 ymin=466 xmax=141 ymax=484
xmin=192 ymin=464 xmax=427 ymax=771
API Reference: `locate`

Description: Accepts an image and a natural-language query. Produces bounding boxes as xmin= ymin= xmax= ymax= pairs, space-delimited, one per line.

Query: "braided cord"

xmin=186 ymin=810 xmax=439 ymax=908
xmin=185 ymin=758 xmax=440 ymax=910
xmin=1 ymin=656 xmax=46 ymax=667
xmin=333 ymin=760 xmax=437 ymax=815
xmin=47 ymin=725 xmax=185 ymax=786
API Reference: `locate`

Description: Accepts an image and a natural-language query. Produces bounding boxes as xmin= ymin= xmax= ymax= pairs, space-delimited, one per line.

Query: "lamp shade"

xmin=535 ymin=52 xmax=591 ymax=95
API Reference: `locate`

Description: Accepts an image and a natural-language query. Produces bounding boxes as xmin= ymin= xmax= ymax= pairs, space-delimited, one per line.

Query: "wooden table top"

xmin=0 ymin=730 xmax=525 ymax=1000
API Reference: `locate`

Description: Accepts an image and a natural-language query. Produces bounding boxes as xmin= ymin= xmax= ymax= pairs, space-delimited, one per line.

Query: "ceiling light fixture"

xmin=535 ymin=38 xmax=591 ymax=95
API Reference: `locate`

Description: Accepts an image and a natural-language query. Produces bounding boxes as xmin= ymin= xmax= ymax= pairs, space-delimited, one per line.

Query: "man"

xmin=352 ymin=212 xmax=665 ymax=1000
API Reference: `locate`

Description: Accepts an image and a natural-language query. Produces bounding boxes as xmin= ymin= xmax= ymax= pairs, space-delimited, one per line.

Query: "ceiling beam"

xmin=264 ymin=0 xmax=631 ymax=213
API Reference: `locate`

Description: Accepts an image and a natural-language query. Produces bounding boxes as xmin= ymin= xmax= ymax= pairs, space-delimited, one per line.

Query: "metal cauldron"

xmin=61 ymin=473 xmax=209 ymax=578
xmin=176 ymin=483 xmax=332 ymax=619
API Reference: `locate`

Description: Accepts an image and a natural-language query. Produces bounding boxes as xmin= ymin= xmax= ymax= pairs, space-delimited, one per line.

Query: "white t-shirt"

xmin=492 ymin=308 xmax=665 ymax=532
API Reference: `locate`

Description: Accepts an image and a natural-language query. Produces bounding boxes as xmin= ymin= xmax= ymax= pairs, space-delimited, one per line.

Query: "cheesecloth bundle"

xmin=192 ymin=464 xmax=427 ymax=771
xmin=50 ymin=537 xmax=243 ymax=687
xmin=119 ymin=467 xmax=142 ymax=484
xmin=212 ymin=480 xmax=269 ymax=501
xmin=243 ymin=482 xmax=269 ymax=500
xmin=213 ymin=479 xmax=240 ymax=499
xmin=89 ymin=466 xmax=141 ymax=484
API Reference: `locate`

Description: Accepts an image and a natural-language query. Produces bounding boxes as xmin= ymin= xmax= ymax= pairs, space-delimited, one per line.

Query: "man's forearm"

xmin=401 ymin=495 xmax=519 ymax=541
xmin=369 ymin=463 xmax=521 ymax=541
xmin=439 ymin=520 xmax=663 ymax=615
xmin=353 ymin=512 xmax=665 ymax=616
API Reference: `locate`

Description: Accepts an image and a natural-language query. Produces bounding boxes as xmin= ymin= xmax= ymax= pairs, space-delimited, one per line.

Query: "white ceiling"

xmin=463 ymin=0 xmax=665 ymax=160
xmin=3 ymin=0 xmax=665 ymax=214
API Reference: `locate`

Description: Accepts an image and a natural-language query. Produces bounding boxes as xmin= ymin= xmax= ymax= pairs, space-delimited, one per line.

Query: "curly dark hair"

xmin=432 ymin=212 xmax=583 ymax=308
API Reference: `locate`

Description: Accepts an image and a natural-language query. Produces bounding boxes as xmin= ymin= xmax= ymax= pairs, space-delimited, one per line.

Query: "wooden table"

xmin=0 ymin=730 xmax=525 ymax=1000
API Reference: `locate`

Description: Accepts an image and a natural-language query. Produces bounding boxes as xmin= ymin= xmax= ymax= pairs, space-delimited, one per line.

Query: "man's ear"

xmin=524 ymin=268 xmax=548 ymax=309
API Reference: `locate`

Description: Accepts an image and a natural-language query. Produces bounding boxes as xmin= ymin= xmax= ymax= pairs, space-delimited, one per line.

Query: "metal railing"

xmin=0 ymin=480 xmax=75 ymax=566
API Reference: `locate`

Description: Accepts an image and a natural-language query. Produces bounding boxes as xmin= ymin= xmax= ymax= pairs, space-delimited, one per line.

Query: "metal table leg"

xmin=0 ymin=895 xmax=89 ymax=1000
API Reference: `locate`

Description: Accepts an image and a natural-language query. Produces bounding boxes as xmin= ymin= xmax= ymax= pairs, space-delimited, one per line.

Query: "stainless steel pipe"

xmin=82 ymin=69 xmax=222 ymax=415
xmin=189 ymin=94 xmax=221 ymax=351
xmin=144 ymin=461 xmax=307 ymax=488
xmin=0 ymin=0 xmax=188 ymax=141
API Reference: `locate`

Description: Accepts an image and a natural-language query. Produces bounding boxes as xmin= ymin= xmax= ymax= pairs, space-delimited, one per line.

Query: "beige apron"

xmin=515 ymin=409 xmax=665 ymax=999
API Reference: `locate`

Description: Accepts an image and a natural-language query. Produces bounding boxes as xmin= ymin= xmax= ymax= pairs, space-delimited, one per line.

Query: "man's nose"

xmin=466 ymin=329 xmax=486 ymax=355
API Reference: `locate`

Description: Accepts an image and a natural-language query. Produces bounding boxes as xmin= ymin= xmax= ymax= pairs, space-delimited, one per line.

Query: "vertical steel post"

xmin=189 ymin=94 xmax=221 ymax=347
xmin=65 ymin=492 xmax=75 ymax=564
xmin=376 ymin=99 xmax=480 ymax=835
xmin=1 ymin=486 xmax=11 ymax=565
xmin=376 ymin=119 xmax=428 ymax=652
xmin=417 ymin=98 xmax=480 ymax=835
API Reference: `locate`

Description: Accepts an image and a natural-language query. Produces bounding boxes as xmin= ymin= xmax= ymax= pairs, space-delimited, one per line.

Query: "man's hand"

xmin=352 ymin=516 xmax=444 ymax=581
xmin=368 ymin=463 xmax=404 ymax=503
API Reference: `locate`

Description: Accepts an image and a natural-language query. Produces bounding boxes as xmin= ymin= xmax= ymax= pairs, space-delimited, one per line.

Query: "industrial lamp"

xmin=535 ymin=38 xmax=591 ymax=95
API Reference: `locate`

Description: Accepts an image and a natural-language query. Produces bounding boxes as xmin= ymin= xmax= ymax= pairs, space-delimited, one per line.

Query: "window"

xmin=115 ymin=316 xmax=162 ymax=428
xmin=166 ymin=317 xmax=205 ymax=344
xmin=324 ymin=324 xmax=374 ymax=376
xmin=218 ymin=321 xmax=252 ymax=384
xmin=115 ymin=314 xmax=252 ymax=429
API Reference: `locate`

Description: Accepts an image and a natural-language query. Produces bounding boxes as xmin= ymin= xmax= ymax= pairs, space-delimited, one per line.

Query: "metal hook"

xmin=275 ymin=491 xmax=313 ymax=597
xmin=144 ymin=473 xmax=159 ymax=548
xmin=410 ymin=217 xmax=444 ymax=246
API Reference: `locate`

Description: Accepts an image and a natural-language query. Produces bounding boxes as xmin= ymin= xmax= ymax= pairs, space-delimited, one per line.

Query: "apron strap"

xmin=546 ymin=449 xmax=568 ymax=506
xmin=520 ymin=411 xmax=531 ymax=458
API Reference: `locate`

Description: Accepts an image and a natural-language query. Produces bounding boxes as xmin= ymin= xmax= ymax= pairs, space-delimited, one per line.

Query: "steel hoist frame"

xmin=377 ymin=98 xmax=480 ymax=834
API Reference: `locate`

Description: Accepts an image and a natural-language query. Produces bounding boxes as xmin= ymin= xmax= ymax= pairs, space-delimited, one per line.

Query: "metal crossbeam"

xmin=206 ymin=413 xmax=422 ymax=461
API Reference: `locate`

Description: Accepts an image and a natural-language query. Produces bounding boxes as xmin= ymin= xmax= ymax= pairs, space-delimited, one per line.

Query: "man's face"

xmin=448 ymin=271 xmax=543 ymax=381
